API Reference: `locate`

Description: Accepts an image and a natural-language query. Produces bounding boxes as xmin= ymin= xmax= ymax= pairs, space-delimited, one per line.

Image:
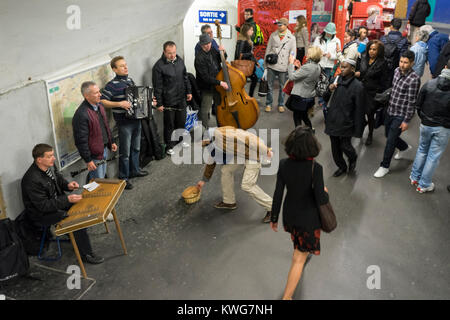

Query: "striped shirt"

xmin=387 ymin=67 xmax=420 ymax=123
xmin=100 ymin=74 xmax=135 ymax=117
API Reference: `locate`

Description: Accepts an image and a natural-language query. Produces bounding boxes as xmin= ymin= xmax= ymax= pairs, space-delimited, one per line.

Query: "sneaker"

xmin=278 ymin=106 xmax=285 ymax=113
xmin=125 ymin=180 xmax=134 ymax=190
xmin=265 ymin=105 xmax=272 ymax=112
xmin=416 ymin=183 xmax=435 ymax=194
xmin=262 ymin=211 xmax=271 ymax=223
xmin=106 ymin=213 xmax=114 ymax=222
xmin=81 ymin=253 xmax=104 ymax=264
xmin=182 ymin=142 xmax=190 ymax=148
xmin=214 ymin=202 xmax=237 ymax=210
xmin=409 ymin=176 xmax=418 ymax=186
xmin=166 ymin=148 xmax=174 ymax=155
xmin=394 ymin=145 xmax=412 ymax=160
xmin=374 ymin=167 xmax=389 ymax=178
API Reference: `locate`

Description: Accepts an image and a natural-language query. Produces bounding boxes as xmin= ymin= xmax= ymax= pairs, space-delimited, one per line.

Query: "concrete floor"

xmin=3 ymin=77 xmax=450 ymax=300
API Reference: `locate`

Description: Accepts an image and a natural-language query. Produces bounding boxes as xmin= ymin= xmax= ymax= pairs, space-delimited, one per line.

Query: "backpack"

xmin=315 ymin=65 xmax=330 ymax=97
xmin=384 ymin=36 xmax=401 ymax=72
xmin=253 ymin=24 xmax=264 ymax=46
xmin=0 ymin=218 xmax=30 ymax=283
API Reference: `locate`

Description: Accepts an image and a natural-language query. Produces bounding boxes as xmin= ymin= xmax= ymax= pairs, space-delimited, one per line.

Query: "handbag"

xmin=311 ymin=161 xmax=337 ymax=233
xmin=231 ymin=59 xmax=255 ymax=77
xmin=265 ymin=42 xmax=286 ymax=65
xmin=374 ymin=87 xmax=392 ymax=106
xmin=258 ymin=79 xmax=268 ymax=97
xmin=282 ymin=79 xmax=294 ymax=95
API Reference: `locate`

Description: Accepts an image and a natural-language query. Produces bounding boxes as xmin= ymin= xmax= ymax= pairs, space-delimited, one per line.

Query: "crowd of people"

xmin=17 ymin=3 xmax=449 ymax=300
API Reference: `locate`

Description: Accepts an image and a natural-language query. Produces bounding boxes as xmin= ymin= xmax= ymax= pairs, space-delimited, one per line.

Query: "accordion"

xmin=125 ymin=86 xmax=152 ymax=119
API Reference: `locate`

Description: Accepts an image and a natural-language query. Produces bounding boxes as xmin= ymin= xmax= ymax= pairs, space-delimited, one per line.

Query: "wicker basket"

xmin=182 ymin=186 xmax=201 ymax=204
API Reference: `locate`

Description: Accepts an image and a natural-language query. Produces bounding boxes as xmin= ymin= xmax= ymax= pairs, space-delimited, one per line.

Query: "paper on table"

xmin=83 ymin=181 xmax=100 ymax=192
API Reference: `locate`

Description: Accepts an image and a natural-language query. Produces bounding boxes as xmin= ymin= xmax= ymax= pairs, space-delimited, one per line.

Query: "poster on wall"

xmin=311 ymin=0 xmax=334 ymax=43
xmin=237 ymin=0 xmax=313 ymax=60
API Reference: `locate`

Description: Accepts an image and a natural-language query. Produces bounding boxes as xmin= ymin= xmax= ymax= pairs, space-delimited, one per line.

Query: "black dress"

xmin=271 ymin=158 xmax=329 ymax=254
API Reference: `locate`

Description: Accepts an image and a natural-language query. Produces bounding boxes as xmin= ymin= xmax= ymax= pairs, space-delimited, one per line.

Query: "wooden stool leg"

xmin=104 ymin=222 xmax=110 ymax=234
xmin=112 ymin=208 xmax=127 ymax=255
xmin=69 ymin=232 xmax=88 ymax=279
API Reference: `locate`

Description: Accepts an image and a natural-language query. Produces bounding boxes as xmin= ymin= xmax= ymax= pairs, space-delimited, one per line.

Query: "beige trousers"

xmin=221 ymin=162 xmax=273 ymax=211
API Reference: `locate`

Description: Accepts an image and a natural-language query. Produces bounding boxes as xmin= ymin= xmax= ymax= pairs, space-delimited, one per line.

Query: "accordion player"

xmin=125 ymin=86 xmax=153 ymax=119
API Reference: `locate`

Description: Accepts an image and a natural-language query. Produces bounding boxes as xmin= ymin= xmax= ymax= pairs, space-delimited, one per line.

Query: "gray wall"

xmin=0 ymin=0 xmax=195 ymax=219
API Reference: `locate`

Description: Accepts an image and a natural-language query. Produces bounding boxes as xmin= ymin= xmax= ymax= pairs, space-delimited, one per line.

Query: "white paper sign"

xmin=83 ymin=181 xmax=99 ymax=192
xmin=194 ymin=24 xmax=232 ymax=39
xmin=289 ymin=10 xmax=307 ymax=24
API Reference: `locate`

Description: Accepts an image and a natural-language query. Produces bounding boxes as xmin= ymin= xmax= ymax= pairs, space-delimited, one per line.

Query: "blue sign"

xmin=199 ymin=10 xmax=227 ymax=24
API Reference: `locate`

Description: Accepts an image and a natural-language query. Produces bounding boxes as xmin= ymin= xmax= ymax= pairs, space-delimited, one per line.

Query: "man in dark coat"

xmin=152 ymin=41 xmax=192 ymax=156
xmin=408 ymin=0 xmax=431 ymax=45
xmin=324 ymin=59 xmax=366 ymax=177
xmin=433 ymin=41 xmax=450 ymax=78
xmin=21 ymin=144 xmax=104 ymax=264
xmin=194 ymin=34 xmax=229 ymax=129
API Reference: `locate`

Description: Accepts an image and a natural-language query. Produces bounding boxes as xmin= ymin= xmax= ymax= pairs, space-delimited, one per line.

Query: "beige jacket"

xmin=265 ymin=29 xmax=297 ymax=72
xmin=295 ymin=27 xmax=309 ymax=49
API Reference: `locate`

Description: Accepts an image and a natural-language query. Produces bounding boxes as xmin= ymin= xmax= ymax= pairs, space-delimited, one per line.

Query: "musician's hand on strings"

xmin=87 ymin=161 xmax=97 ymax=172
xmin=111 ymin=143 xmax=118 ymax=152
xmin=186 ymin=94 xmax=192 ymax=101
xmin=68 ymin=194 xmax=83 ymax=204
xmin=220 ymin=81 xmax=229 ymax=90
xmin=157 ymin=106 xmax=164 ymax=112
xmin=67 ymin=181 xmax=79 ymax=191
xmin=119 ymin=100 xmax=131 ymax=110
xmin=218 ymin=45 xmax=225 ymax=52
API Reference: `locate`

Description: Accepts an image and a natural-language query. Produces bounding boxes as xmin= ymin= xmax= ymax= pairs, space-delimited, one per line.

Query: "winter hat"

xmin=324 ymin=22 xmax=337 ymax=35
xmin=199 ymin=34 xmax=212 ymax=45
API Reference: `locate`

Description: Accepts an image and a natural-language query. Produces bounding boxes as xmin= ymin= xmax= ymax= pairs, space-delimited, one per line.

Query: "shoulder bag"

xmin=312 ymin=160 xmax=337 ymax=233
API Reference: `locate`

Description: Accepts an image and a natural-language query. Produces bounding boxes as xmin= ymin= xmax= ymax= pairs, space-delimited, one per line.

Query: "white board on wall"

xmin=45 ymin=56 xmax=114 ymax=171
xmin=194 ymin=23 xmax=232 ymax=39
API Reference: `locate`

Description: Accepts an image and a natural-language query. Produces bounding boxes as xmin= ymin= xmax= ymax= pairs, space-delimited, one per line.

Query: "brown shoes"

xmin=262 ymin=211 xmax=271 ymax=223
xmin=278 ymin=106 xmax=285 ymax=113
xmin=214 ymin=202 xmax=237 ymax=210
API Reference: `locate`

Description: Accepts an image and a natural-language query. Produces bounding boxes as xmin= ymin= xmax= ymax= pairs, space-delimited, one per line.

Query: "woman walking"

xmin=270 ymin=126 xmax=329 ymax=300
xmin=235 ymin=23 xmax=258 ymax=97
xmin=355 ymin=39 xmax=390 ymax=145
xmin=294 ymin=15 xmax=309 ymax=63
xmin=287 ymin=47 xmax=322 ymax=129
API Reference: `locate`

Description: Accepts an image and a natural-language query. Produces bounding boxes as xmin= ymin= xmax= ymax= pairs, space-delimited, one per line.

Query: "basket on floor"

xmin=182 ymin=186 xmax=201 ymax=204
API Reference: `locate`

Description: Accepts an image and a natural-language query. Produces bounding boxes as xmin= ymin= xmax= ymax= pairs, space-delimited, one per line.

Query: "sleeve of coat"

xmin=72 ymin=110 xmax=92 ymax=163
xmin=353 ymin=81 xmax=367 ymax=138
xmin=265 ymin=34 xmax=274 ymax=59
xmin=183 ymin=64 xmax=191 ymax=95
xmin=415 ymin=82 xmax=428 ymax=118
xmin=312 ymin=163 xmax=329 ymax=206
xmin=270 ymin=160 xmax=285 ymax=223
xmin=288 ymin=63 xmax=309 ymax=81
xmin=23 ymin=179 xmax=71 ymax=214
xmin=152 ymin=63 xmax=164 ymax=107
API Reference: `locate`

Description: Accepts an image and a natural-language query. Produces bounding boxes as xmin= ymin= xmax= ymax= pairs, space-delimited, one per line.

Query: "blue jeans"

xmin=381 ymin=114 xmax=409 ymax=168
xmin=117 ymin=119 xmax=141 ymax=179
xmin=266 ymin=68 xmax=287 ymax=107
xmin=410 ymin=124 xmax=450 ymax=188
xmin=87 ymin=147 xmax=109 ymax=182
xmin=319 ymin=67 xmax=332 ymax=119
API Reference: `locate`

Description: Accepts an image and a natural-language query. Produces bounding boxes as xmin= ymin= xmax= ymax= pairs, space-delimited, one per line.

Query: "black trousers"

xmin=163 ymin=104 xmax=187 ymax=149
xmin=249 ymin=72 xmax=258 ymax=97
xmin=293 ymin=110 xmax=312 ymax=128
xmin=32 ymin=211 xmax=93 ymax=256
xmin=329 ymin=136 xmax=357 ymax=170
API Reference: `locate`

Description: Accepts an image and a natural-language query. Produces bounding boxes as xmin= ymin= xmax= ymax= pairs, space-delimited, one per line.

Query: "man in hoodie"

xmin=408 ymin=0 xmax=431 ymax=45
xmin=410 ymin=59 xmax=450 ymax=193
xmin=152 ymin=41 xmax=192 ymax=156
xmin=420 ymin=25 xmax=449 ymax=77
xmin=323 ymin=59 xmax=366 ymax=177
xmin=264 ymin=18 xmax=297 ymax=113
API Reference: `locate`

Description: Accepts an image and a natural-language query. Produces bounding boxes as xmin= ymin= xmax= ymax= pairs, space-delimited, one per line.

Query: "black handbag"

xmin=374 ymin=87 xmax=392 ymax=106
xmin=265 ymin=42 xmax=286 ymax=65
xmin=312 ymin=161 xmax=337 ymax=233
xmin=258 ymin=80 xmax=268 ymax=97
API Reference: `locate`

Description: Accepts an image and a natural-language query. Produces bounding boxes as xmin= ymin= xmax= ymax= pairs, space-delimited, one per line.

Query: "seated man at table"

xmin=21 ymin=143 xmax=104 ymax=264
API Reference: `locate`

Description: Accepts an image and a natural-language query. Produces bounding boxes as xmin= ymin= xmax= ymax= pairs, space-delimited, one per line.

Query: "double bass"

xmin=214 ymin=20 xmax=259 ymax=130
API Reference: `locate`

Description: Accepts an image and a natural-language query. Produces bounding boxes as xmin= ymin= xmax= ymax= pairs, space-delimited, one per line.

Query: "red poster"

xmin=238 ymin=0 xmax=313 ymax=59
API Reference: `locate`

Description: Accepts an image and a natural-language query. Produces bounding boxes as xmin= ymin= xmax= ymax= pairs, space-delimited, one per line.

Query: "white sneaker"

xmin=182 ymin=142 xmax=190 ymax=148
xmin=394 ymin=145 xmax=412 ymax=160
xmin=166 ymin=148 xmax=174 ymax=155
xmin=106 ymin=213 xmax=114 ymax=222
xmin=416 ymin=183 xmax=435 ymax=193
xmin=374 ymin=167 xmax=390 ymax=178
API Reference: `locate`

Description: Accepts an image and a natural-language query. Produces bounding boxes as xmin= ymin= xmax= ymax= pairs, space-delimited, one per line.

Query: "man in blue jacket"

xmin=420 ymin=25 xmax=449 ymax=77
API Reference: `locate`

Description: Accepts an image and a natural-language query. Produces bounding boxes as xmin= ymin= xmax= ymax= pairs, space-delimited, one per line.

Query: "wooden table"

xmin=55 ymin=179 xmax=127 ymax=278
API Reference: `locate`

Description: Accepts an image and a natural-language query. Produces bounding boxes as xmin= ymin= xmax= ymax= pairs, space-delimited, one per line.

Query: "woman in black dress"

xmin=235 ymin=23 xmax=258 ymax=97
xmin=355 ymin=39 xmax=390 ymax=145
xmin=270 ymin=126 xmax=329 ymax=300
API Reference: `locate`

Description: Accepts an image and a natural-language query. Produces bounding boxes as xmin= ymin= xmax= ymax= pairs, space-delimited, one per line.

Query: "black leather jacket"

xmin=417 ymin=75 xmax=450 ymax=128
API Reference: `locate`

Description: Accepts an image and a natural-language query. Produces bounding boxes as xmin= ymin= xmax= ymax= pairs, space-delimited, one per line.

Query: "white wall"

xmin=183 ymin=0 xmax=239 ymax=74
xmin=0 ymin=0 xmax=194 ymax=219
